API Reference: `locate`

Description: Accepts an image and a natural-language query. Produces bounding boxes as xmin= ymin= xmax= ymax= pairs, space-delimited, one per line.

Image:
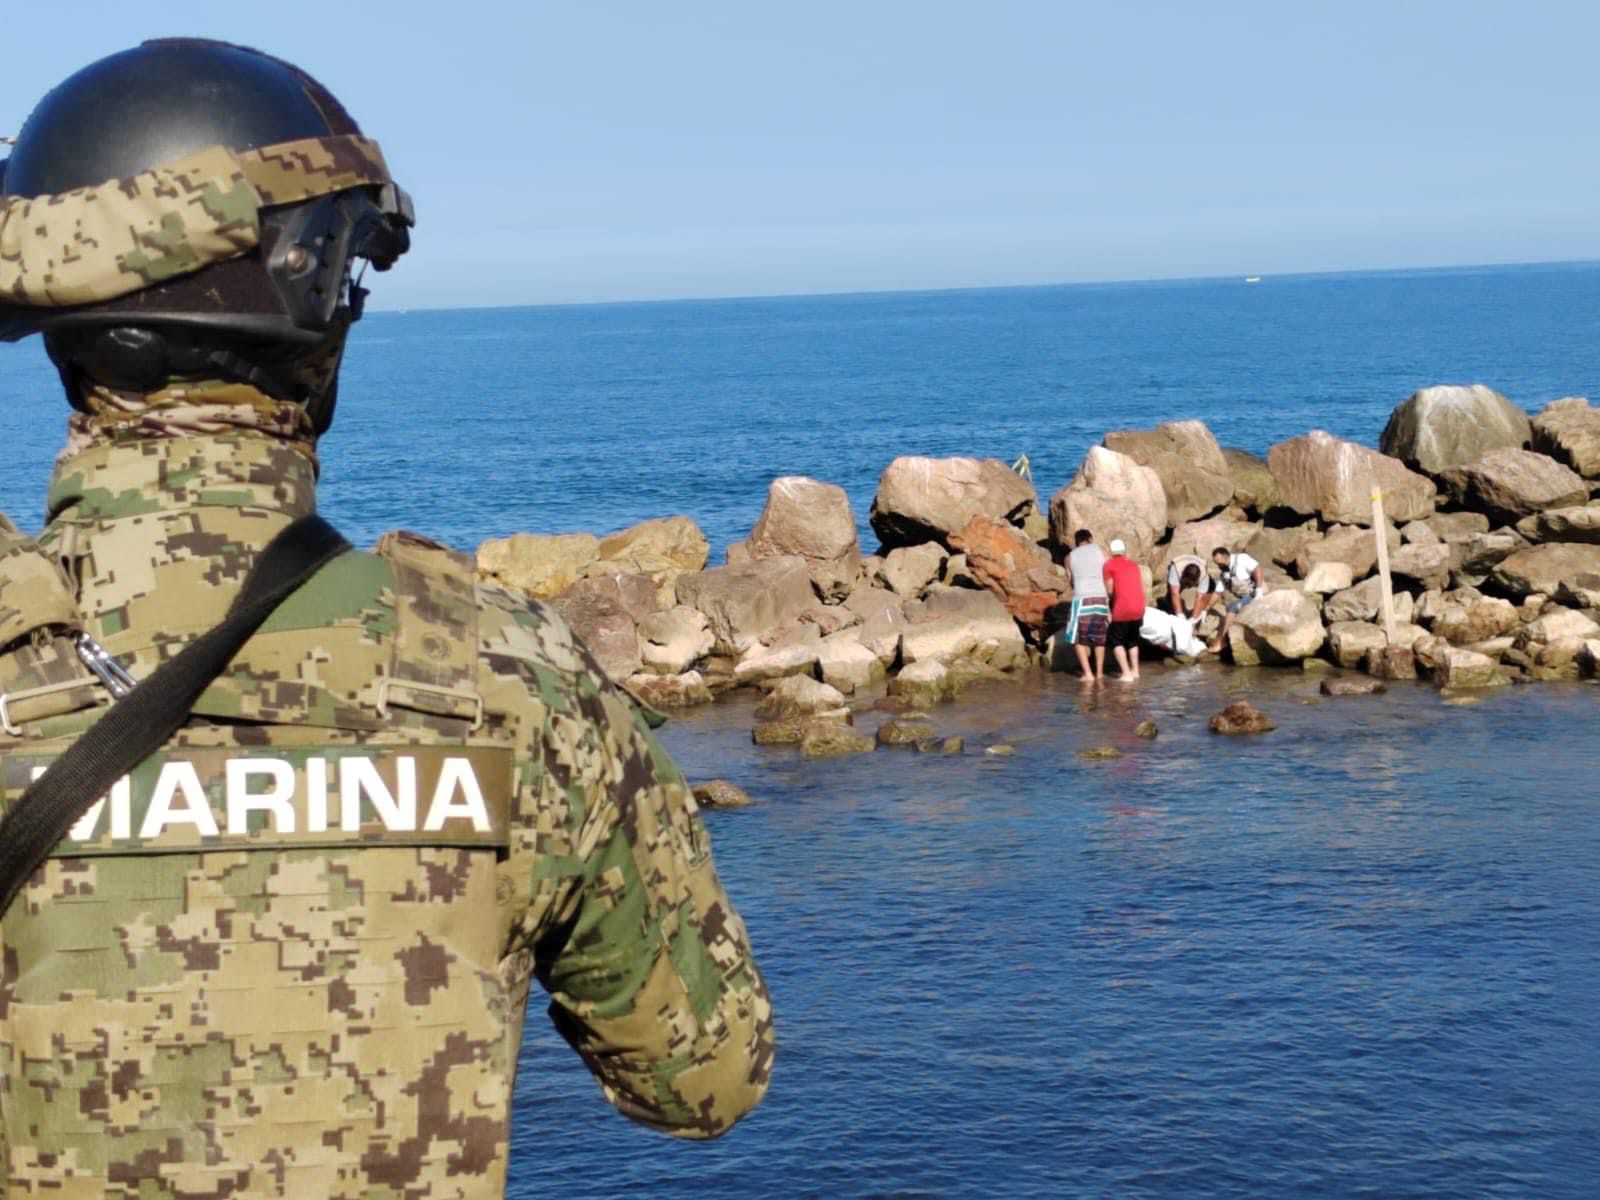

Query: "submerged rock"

xmin=1320 ymin=676 xmax=1387 ymax=696
xmin=1079 ymin=745 xmax=1123 ymax=760
xmin=801 ymin=720 xmax=876 ymax=758
xmin=1134 ymin=719 xmax=1159 ymax=739
xmin=1209 ymin=700 xmax=1275 ymax=734
xmin=692 ymin=780 xmax=753 ymax=809
xmin=754 ymin=676 xmax=848 ymax=721
xmin=876 ymin=719 xmax=938 ymax=746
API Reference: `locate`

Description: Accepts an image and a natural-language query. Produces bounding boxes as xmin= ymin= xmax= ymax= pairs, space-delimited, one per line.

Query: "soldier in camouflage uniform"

xmin=0 ymin=40 xmax=772 ymax=1198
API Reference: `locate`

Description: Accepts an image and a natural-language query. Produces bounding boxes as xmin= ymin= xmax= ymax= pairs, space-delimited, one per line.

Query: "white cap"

xmin=1108 ymin=538 xmax=1127 ymax=554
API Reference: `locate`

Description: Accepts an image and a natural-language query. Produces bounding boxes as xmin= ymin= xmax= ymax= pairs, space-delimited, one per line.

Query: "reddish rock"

xmin=947 ymin=514 xmax=1068 ymax=639
xmin=1209 ymin=700 xmax=1276 ymax=734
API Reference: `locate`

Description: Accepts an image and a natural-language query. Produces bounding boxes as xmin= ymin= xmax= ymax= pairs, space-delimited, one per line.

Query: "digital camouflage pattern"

xmin=0 ymin=135 xmax=390 ymax=313
xmin=0 ymin=405 xmax=773 ymax=1197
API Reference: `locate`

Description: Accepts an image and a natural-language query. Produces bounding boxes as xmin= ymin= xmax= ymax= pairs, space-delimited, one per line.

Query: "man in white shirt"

xmin=1207 ymin=546 xmax=1266 ymax=653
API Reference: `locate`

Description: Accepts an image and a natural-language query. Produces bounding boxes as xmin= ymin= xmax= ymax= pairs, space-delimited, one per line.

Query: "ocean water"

xmin=1 ymin=264 xmax=1597 ymax=1196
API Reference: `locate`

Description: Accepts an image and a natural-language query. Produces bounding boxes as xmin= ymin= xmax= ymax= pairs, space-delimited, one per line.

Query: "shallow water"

xmin=510 ymin=666 xmax=1600 ymax=1198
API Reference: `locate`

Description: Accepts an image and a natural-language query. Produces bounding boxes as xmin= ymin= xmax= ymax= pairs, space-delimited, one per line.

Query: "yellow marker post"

xmin=1371 ymin=487 xmax=1396 ymax=644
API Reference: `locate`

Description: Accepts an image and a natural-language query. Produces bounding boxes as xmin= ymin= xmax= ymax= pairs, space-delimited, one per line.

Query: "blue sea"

xmin=1 ymin=263 xmax=1597 ymax=1197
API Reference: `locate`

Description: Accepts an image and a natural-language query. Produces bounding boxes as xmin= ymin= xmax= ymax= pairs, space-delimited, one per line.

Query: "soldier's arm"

xmin=536 ymin=681 xmax=773 ymax=1139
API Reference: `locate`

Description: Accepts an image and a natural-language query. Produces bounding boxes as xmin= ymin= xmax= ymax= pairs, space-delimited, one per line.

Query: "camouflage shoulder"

xmin=0 ymin=517 xmax=82 ymax=648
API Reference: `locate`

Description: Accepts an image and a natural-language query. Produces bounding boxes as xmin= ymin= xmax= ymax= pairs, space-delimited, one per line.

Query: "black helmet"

xmin=0 ymin=38 xmax=413 ymax=431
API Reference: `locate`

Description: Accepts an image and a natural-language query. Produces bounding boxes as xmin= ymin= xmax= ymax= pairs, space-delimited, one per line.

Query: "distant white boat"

xmin=1244 ymin=276 xmax=1262 ymax=284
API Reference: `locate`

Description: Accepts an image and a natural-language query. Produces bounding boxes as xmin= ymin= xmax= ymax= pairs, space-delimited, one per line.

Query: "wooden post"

xmin=1371 ymin=487 xmax=1396 ymax=644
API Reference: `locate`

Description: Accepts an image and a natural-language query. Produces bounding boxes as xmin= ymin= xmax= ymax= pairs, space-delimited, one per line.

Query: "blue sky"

xmin=4 ymin=2 xmax=1598 ymax=308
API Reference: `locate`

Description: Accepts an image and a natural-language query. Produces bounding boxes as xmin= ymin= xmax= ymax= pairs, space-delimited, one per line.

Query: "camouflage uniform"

xmin=0 ymin=389 xmax=773 ymax=1196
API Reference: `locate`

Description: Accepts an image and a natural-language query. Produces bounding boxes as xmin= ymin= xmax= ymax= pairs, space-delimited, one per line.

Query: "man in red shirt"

xmin=1102 ymin=538 xmax=1147 ymax=681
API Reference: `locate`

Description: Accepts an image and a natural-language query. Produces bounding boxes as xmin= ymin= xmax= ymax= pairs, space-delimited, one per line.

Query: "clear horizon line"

xmin=371 ymin=254 xmax=1600 ymax=317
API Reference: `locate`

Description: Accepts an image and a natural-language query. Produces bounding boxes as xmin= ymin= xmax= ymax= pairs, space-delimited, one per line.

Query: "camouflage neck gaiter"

xmin=60 ymin=379 xmax=319 ymax=469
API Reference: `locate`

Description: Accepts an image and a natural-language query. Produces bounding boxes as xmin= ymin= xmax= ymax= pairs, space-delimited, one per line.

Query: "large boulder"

xmin=733 ymin=637 xmax=821 ymax=686
xmin=1245 ymin=521 xmax=1320 ymax=570
xmin=746 ymin=476 xmax=861 ymax=601
xmin=947 ymin=514 xmax=1068 ymax=634
xmin=1388 ymin=542 xmax=1451 ymax=591
xmin=1049 ymin=446 xmax=1168 ymax=562
xmin=1424 ymin=511 xmax=1491 ymax=542
xmin=816 ymin=632 xmax=886 ymax=694
xmin=1225 ymin=589 xmax=1326 ymax=665
xmin=1516 ymin=505 xmax=1600 ymax=545
xmin=1328 ymin=621 xmax=1390 ymax=669
xmin=477 ymin=532 xmax=601 ymax=598
xmin=879 ymin=542 xmax=947 ymax=597
xmin=556 ymin=571 xmax=661 ymax=622
xmin=1268 ymin=430 xmax=1436 ymax=526
xmin=1294 ymin=524 xmax=1398 ymax=581
xmin=842 ymin=587 xmax=909 ymax=664
xmin=1432 ymin=647 xmax=1506 ymax=690
xmin=899 ymin=588 xmax=1029 ymax=670
xmin=1103 ymin=420 xmax=1234 ymax=526
xmin=1523 ymin=606 xmax=1600 ymax=644
xmin=1301 ymin=561 xmax=1354 ymax=594
xmin=754 ymin=676 xmax=848 ymax=720
xmin=1532 ymin=396 xmax=1600 ymax=478
xmin=1324 ymin=576 xmax=1415 ymax=624
xmin=1451 ymin=529 xmax=1529 ymax=582
xmin=547 ymin=591 xmax=641 ymax=682
xmin=625 ymin=671 xmax=713 ymax=709
xmin=1221 ymin=448 xmax=1280 ymax=513
xmin=1489 ymin=543 xmax=1600 ymax=600
xmin=1167 ymin=515 xmax=1263 ymax=563
xmin=595 ymin=515 xmax=709 ymax=574
xmin=590 ymin=516 xmax=710 ymax=605
xmin=675 ymin=556 xmax=817 ymax=654
xmin=637 ymin=606 xmax=716 ymax=675
xmin=1379 ymin=384 xmax=1532 ymax=475
xmin=1431 ymin=597 xmax=1517 ymax=645
xmin=1437 ymin=448 xmax=1588 ymax=523
xmin=869 ymin=456 xmax=1037 ymax=550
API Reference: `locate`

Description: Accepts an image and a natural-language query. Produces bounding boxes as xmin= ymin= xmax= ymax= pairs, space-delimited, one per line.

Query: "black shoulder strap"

xmin=0 ymin=514 xmax=350 ymax=919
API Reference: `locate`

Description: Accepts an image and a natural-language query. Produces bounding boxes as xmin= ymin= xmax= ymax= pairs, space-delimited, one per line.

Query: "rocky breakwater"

xmin=474 ymin=385 xmax=1600 ymax=756
xmin=475 ymin=460 xmax=1057 ymax=755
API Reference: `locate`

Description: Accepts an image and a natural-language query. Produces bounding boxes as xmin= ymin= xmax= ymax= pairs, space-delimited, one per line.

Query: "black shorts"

xmin=1108 ymin=619 xmax=1142 ymax=650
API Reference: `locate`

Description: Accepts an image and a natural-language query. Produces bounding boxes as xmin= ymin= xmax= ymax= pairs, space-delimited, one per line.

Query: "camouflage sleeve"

xmin=537 ymin=679 xmax=774 ymax=1139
